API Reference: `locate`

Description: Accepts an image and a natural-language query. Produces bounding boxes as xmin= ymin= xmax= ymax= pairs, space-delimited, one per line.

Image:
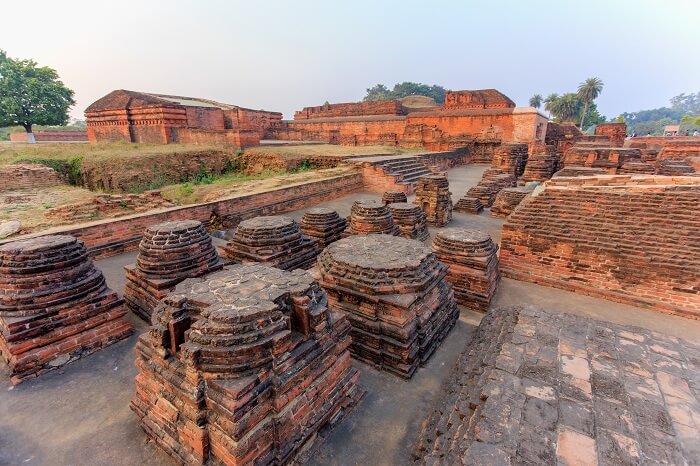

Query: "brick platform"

xmin=414 ymin=175 xmax=453 ymax=226
xmin=0 ymin=235 xmax=131 ymax=384
xmin=431 ymin=228 xmax=500 ymax=312
xmin=343 ymin=199 xmax=401 ymax=236
xmin=222 ymin=216 xmax=320 ymax=270
xmin=382 ymin=190 xmax=408 ymax=205
xmin=317 ymin=235 xmax=458 ymax=378
xmin=453 ymin=196 xmax=484 ymax=214
xmin=553 ymin=166 xmax=606 ymax=178
xmin=388 ymin=202 xmax=430 ymax=241
xmin=490 ymin=186 xmax=534 ymax=218
xmin=415 ymin=305 xmax=700 ymax=465
xmin=300 ymin=207 xmax=347 ymax=249
xmin=124 ymin=220 xmax=225 ymax=321
xmin=131 ymin=263 xmax=362 ymax=465
xmin=500 ymin=176 xmax=700 ymax=318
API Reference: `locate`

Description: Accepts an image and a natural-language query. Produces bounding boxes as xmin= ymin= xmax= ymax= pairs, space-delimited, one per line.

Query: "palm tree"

xmin=529 ymin=94 xmax=543 ymax=109
xmin=544 ymin=93 xmax=560 ymax=118
xmin=577 ymin=77 xmax=604 ymax=129
xmin=555 ymin=93 xmax=583 ymax=122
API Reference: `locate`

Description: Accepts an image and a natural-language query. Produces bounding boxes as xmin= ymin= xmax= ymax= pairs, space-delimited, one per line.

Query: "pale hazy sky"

xmin=1 ymin=0 xmax=698 ymax=120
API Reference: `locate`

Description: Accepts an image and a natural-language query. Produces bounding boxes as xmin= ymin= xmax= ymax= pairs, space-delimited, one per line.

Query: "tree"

xmin=670 ymin=92 xmax=700 ymax=113
xmin=529 ymin=94 xmax=543 ymax=109
xmin=0 ymin=51 xmax=75 ymax=142
xmin=544 ymin=93 xmax=560 ymax=117
xmin=577 ymin=77 xmax=604 ymax=129
xmin=363 ymin=82 xmax=447 ymax=103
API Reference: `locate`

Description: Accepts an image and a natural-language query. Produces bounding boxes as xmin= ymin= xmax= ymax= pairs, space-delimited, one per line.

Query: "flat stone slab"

xmin=415 ymin=305 xmax=700 ymax=465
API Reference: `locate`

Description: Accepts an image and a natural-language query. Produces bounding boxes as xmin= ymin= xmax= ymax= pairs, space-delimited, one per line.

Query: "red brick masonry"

xmin=499 ymin=175 xmax=700 ymax=318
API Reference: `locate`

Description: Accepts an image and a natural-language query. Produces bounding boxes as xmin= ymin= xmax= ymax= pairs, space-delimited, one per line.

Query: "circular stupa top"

xmin=432 ymin=228 xmax=497 ymax=257
xmin=306 ymin=207 xmax=336 ymax=216
xmin=238 ymin=215 xmax=295 ymax=230
xmin=146 ymin=219 xmax=202 ymax=234
xmin=388 ymin=202 xmax=421 ymax=212
xmin=231 ymin=216 xmax=303 ymax=246
xmin=318 ymin=235 xmax=443 ymax=294
xmin=0 ymin=234 xmax=76 ymax=255
xmin=0 ymin=234 xmax=106 ymax=316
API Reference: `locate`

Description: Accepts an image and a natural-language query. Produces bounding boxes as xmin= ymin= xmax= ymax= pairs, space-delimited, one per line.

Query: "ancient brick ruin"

xmin=387 ymin=202 xmax=430 ymax=241
xmin=266 ymin=89 xmax=548 ymax=150
xmin=500 ymin=175 xmax=700 ymax=318
xmin=0 ymin=235 xmax=131 ymax=384
xmin=222 ymin=216 xmax=320 ymax=270
xmin=490 ymin=186 xmax=534 ymax=218
xmin=519 ymin=153 xmax=557 ymax=183
xmin=466 ymin=168 xmax=517 ymax=207
xmin=0 ymin=164 xmax=64 ymax=192
xmin=343 ymin=199 xmax=401 ymax=236
xmin=491 ymin=143 xmax=528 ymax=178
xmin=415 ymin=305 xmax=700 ymax=465
xmin=453 ymin=196 xmax=484 ymax=214
xmin=382 ymin=190 xmax=408 ymax=205
xmin=131 ymin=263 xmax=362 ymax=465
xmin=124 ymin=220 xmax=224 ymax=321
xmin=414 ymin=175 xmax=452 ymax=226
xmin=594 ymin=122 xmax=627 ymax=147
xmin=299 ymin=207 xmax=347 ymax=249
xmin=85 ymin=89 xmax=281 ymax=147
xmin=317 ymin=235 xmax=458 ymax=378
xmin=432 ymin=229 xmax=500 ymax=312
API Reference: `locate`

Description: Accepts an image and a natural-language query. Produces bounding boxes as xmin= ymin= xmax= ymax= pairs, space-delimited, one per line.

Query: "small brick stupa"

xmin=299 ymin=207 xmax=347 ymax=249
xmin=490 ymin=186 xmax=534 ymax=218
xmin=0 ymin=235 xmax=131 ymax=384
xmin=131 ymin=263 xmax=362 ymax=465
xmin=382 ymin=190 xmax=408 ymax=205
xmin=414 ymin=175 xmax=452 ymax=226
xmin=519 ymin=153 xmax=556 ymax=183
xmin=466 ymin=169 xmax=516 ymax=207
xmin=388 ymin=202 xmax=430 ymax=241
xmin=318 ymin=235 xmax=458 ymax=378
xmin=453 ymin=196 xmax=484 ymax=214
xmin=432 ymin=228 xmax=500 ymax=312
xmin=124 ymin=220 xmax=225 ymax=321
xmin=343 ymin=199 xmax=400 ymax=236
xmin=222 ymin=216 xmax=320 ymax=270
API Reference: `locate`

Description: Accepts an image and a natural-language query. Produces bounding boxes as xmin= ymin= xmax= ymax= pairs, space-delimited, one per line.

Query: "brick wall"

xmin=594 ymin=123 xmax=626 ymax=147
xmin=294 ymin=100 xmax=403 ymax=120
xmin=0 ymin=173 xmax=363 ymax=258
xmin=9 ymin=131 xmax=88 ymax=142
xmin=0 ymin=164 xmax=64 ymax=192
xmin=500 ymin=175 xmax=700 ymax=318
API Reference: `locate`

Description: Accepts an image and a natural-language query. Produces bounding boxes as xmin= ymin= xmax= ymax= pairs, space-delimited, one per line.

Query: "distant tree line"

xmin=529 ymin=77 xmax=606 ymax=130
xmin=617 ymin=92 xmax=700 ymax=136
xmin=364 ymin=82 xmax=447 ymax=104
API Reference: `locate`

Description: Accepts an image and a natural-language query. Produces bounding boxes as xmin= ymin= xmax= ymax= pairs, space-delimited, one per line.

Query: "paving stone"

xmin=413 ymin=305 xmax=700 ymax=465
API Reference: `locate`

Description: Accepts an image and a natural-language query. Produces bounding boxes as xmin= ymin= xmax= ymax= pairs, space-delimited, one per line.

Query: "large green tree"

xmin=577 ymin=77 xmax=604 ymax=129
xmin=363 ymin=81 xmax=447 ymax=103
xmin=0 ymin=51 xmax=75 ymax=142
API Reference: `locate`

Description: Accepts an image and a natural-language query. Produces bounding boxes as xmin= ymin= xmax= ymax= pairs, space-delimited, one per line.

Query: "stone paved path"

xmin=415 ymin=305 xmax=700 ymax=465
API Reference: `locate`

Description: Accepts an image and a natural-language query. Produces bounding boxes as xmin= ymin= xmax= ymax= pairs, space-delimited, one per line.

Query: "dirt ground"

xmin=1 ymin=165 xmax=699 ymax=466
xmin=0 ymin=186 xmax=97 ymax=232
xmin=244 ymin=143 xmax=420 ymax=160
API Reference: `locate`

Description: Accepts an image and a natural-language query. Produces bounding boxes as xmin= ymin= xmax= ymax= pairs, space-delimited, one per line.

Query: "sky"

xmin=1 ymin=0 xmax=698 ymax=120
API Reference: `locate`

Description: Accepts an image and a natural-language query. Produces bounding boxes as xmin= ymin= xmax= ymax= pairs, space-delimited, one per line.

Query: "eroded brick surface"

xmin=318 ymin=235 xmax=458 ymax=378
xmin=131 ymin=263 xmax=362 ymax=465
xmin=414 ymin=305 xmax=700 ymax=465
xmin=0 ymin=235 xmax=132 ymax=384
xmin=414 ymin=175 xmax=453 ymax=226
xmin=124 ymin=220 xmax=224 ymax=321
